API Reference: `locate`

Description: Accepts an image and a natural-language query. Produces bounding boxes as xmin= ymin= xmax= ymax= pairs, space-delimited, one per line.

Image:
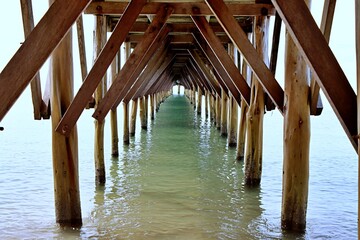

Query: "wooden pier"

xmin=0 ymin=0 xmax=358 ymax=235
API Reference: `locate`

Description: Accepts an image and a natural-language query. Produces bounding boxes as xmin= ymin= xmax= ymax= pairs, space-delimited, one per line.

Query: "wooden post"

xmin=197 ymin=86 xmax=202 ymax=115
xmin=150 ymin=94 xmax=155 ymax=120
xmin=281 ymin=0 xmax=311 ymax=231
xmin=178 ymin=84 xmax=181 ymax=94
xmin=220 ymin=88 xmax=228 ymax=136
xmin=94 ymin=15 xmax=107 ymax=185
xmin=50 ymin=16 xmax=82 ymax=226
xmin=110 ymin=55 xmax=120 ymax=154
xmin=237 ymin=58 xmax=250 ymax=160
xmin=140 ymin=96 xmax=147 ymax=129
xmin=216 ymin=94 xmax=221 ymax=130
xmin=20 ymin=0 xmax=43 ymax=120
xmin=244 ymin=16 xmax=268 ymax=186
xmin=204 ymin=90 xmax=209 ymax=118
xmin=123 ymin=42 xmax=131 ymax=141
xmin=130 ymin=98 xmax=138 ymax=136
xmin=227 ymin=43 xmax=238 ymax=147
xmin=145 ymin=95 xmax=149 ymax=126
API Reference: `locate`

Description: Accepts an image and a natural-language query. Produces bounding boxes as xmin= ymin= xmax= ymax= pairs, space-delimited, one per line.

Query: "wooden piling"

xmin=150 ymin=94 xmax=155 ymax=120
xmin=123 ymin=42 xmax=131 ymax=141
xmin=204 ymin=90 xmax=209 ymax=118
xmin=130 ymin=98 xmax=138 ymax=136
xmin=244 ymin=16 xmax=268 ymax=186
xmin=237 ymin=57 xmax=250 ymax=160
xmin=110 ymin=55 xmax=120 ymax=154
xmin=216 ymin=94 xmax=221 ymax=129
xmin=227 ymin=43 xmax=238 ymax=147
xmin=94 ymin=15 xmax=107 ymax=185
xmin=281 ymin=1 xmax=311 ymax=232
xmin=140 ymin=96 xmax=147 ymax=129
xmin=50 ymin=18 xmax=82 ymax=227
xmin=220 ymin=88 xmax=228 ymax=136
xmin=197 ymin=86 xmax=202 ymax=115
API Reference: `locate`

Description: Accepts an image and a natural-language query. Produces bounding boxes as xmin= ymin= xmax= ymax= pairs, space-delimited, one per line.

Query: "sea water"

xmin=0 ymin=89 xmax=357 ymax=239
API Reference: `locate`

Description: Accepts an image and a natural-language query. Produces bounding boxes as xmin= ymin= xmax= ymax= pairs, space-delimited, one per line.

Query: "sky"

xmin=0 ymin=1 xmax=357 ymax=122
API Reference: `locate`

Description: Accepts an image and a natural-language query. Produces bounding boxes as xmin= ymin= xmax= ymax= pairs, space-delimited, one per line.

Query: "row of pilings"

xmin=50 ymin=10 xmax=309 ymax=236
xmin=182 ymin=14 xmax=310 ymax=232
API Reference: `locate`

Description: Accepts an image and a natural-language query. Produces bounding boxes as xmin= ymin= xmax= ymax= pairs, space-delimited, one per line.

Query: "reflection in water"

xmin=85 ymin=95 xmax=268 ymax=239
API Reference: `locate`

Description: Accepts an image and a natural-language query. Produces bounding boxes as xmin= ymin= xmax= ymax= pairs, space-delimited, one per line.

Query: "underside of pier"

xmin=0 ymin=0 xmax=359 ymax=235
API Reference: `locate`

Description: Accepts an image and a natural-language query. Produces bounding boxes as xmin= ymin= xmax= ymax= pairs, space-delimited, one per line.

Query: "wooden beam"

xmin=191 ymin=16 xmax=250 ymax=105
xmin=76 ymin=14 xmax=88 ymax=82
xmin=85 ymin=2 xmax=275 ymax=16
xmin=0 ymin=0 xmax=91 ymax=121
xmin=20 ymin=0 xmax=43 ymax=120
xmin=310 ymin=0 xmax=336 ymax=115
xmin=193 ymin=34 xmax=234 ymax=101
xmin=133 ymin=53 xmax=175 ymax=99
xmin=272 ymin=0 xmax=357 ymax=149
xmin=188 ymin=49 xmax=222 ymax=97
xmin=205 ymin=0 xmax=284 ymax=113
xmin=122 ymin=42 xmax=170 ymax=102
xmin=92 ymin=5 xmax=174 ymax=121
xmin=55 ymin=0 xmax=146 ymax=136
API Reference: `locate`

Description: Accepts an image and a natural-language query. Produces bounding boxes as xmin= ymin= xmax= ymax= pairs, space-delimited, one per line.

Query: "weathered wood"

xmin=236 ymin=57 xmax=249 ymax=160
xmin=197 ymin=86 xmax=202 ymax=115
xmin=130 ymin=99 xmax=138 ymax=136
xmin=310 ymin=0 xmax=336 ymax=115
xmin=220 ymin=88 xmax=228 ymax=136
xmin=0 ymin=0 xmax=91 ymax=121
xmin=110 ymin=56 xmax=120 ymax=152
xmin=205 ymin=0 xmax=284 ymax=113
xmin=139 ymin=96 xmax=146 ymax=129
xmin=150 ymin=94 xmax=155 ymax=120
xmin=266 ymin=12 xmax=281 ymax=111
xmin=94 ymin=15 xmax=107 ymax=185
xmin=282 ymin=1 xmax=311 ymax=231
xmin=92 ymin=6 xmax=174 ymax=121
xmin=191 ymin=15 xmax=251 ymax=106
xmin=85 ymin=2 xmax=275 ymax=16
xmin=20 ymin=0 xmax=43 ymax=120
xmin=244 ymin=16 xmax=268 ymax=186
xmin=56 ymin=0 xmax=147 ymax=136
xmin=188 ymin=49 xmax=222 ymax=97
xmin=192 ymin=33 xmax=241 ymax=106
xmin=76 ymin=14 xmax=88 ymax=81
xmin=227 ymin=44 xmax=238 ymax=147
xmin=122 ymin=42 xmax=131 ymax=142
xmin=205 ymin=90 xmax=209 ymax=117
xmin=50 ymin=23 xmax=81 ymax=227
xmin=272 ymin=0 xmax=357 ymax=149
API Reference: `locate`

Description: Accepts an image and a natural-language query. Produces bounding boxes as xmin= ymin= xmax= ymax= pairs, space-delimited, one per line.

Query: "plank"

xmin=133 ymin=52 xmax=175 ymax=99
xmin=310 ymin=0 xmax=336 ymax=115
xmin=76 ymin=14 xmax=88 ymax=81
xmin=55 ymin=0 xmax=147 ymax=136
xmin=92 ymin=5 xmax=174 ymax=121
xmin=191 ymin=16 xmax=250 ymax=105
xmin=193 ymin=33 xmax=237 ymax=103
xmin=188 ymin=49 xmax=222 ymax=97
xmin=0 ymin=0 xmax=91 ymax=121
xmin=272 ymin=0 xmax=357 ymax=149
xmin=20 ymin=0 xmax=43 ymax=120
xmin=123 ymin=41 xmax=170 ymax=102
xmin=85 ymin=2 xmax=275 ymax=16
xmin=205 ymin=0 xmax=284 ymax=113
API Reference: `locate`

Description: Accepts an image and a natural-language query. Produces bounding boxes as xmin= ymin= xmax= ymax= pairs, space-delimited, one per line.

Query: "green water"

xmin=0 ymin=93 xmax=357 ymax=239
xmin=86 ymin=95 xmax=263 ymax=239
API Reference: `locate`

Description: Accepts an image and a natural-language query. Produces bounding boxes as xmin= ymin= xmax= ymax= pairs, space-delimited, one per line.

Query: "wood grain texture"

xmin=272 ymin=0 xmax=357 ymax=149
xmin=0 ymin=0 xmax=91 ymax=121
xmin=56 ymin=0 xmax=147 ymax=136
